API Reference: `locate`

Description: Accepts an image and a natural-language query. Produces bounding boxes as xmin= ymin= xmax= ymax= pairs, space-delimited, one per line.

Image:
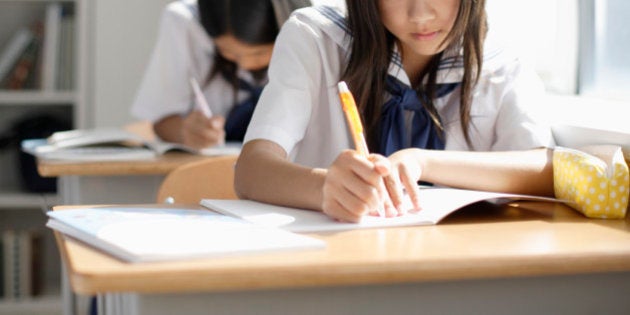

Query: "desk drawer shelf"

xmin=0 ymin=191 xmax=58 ymax=210
xmin=0 ymin=91 xmax=76 ymax=105
xmin=0 ymin=295 xmax=62 ymax=315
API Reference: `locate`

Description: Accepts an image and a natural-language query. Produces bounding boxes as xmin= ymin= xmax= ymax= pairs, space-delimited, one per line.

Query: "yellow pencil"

xmin=338 ymin=81 xmax=369 ymax=156
xmin=337 ymin=81 xmax=385 ymax=217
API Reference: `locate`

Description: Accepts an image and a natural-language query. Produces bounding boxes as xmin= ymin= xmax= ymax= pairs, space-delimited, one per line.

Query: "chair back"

xmin=156 ymin=155 xmax=238 ymax=203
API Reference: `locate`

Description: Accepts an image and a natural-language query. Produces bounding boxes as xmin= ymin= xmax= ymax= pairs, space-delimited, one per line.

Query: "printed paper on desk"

xmin=201 ymin=188 xmax=559 ymax=232
xmin=47 ymin=207 xmax=325 ymax=262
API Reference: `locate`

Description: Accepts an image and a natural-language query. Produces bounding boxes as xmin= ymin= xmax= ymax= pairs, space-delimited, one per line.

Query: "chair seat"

xmin=156 ymin=155 xmax=238 ymax=203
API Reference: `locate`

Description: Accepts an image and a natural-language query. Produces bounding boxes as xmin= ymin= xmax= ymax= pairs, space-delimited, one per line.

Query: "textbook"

xmin=22 ymin=127 xmax=241 ymax=161
xmin=0 ymin=28 xmax=34 ymax=83
xmin=201 ymin=187 xmax=559 ymax=232
xmin=47 ymin=207 xmax=325 ymax=263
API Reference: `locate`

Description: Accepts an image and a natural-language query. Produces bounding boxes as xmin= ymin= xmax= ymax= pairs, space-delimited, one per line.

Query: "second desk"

xmin=37 ymin=152 xmax=210 ymax=205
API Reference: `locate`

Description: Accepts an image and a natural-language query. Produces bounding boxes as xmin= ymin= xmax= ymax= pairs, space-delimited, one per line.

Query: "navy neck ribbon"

xmin=379 ymin=75 xmax=459 ymax=156
xmin=223 ymin=76 xmax=264 ymax=142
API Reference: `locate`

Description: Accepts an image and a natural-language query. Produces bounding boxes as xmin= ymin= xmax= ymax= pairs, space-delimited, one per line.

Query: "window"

xmin=485 ymin=0 xmax=579 ymax=95
xmin=486 ymin=0 xmax=630 ymax=136
xmin=578 ymin=0 xmax=630 ymax=100
xmin=487 ymin=0 xmax=630 ymax=102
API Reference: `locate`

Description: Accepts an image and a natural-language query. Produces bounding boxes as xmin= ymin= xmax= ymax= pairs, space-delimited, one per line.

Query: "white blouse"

xmin=244 ymin=6 xmax=554 ymax=169
xmin=131 ymin=0 xmax=258 ymax=123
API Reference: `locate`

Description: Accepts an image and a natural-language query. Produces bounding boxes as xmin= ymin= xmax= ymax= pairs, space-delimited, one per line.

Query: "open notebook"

xmin=201 ymin=187 xmax=559 ymax=232
xmin=47 ymin=207 xmax=325 ymax=262
xmin=22 ymin=127 xmax=241 ymax=161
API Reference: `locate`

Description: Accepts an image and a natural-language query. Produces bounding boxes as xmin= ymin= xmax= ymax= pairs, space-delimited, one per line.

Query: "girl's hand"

xmin=383 ymin=149 xmax=424 ymax=215
xmin=181 ymin=111 xmax=225 ymax=149
xmin=322 ymin=150 xmax=395 ymax=222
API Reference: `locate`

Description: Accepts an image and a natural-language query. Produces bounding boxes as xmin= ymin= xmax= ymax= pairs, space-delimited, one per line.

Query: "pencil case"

xmin=553 ymin=145 xmax=629 ymax=219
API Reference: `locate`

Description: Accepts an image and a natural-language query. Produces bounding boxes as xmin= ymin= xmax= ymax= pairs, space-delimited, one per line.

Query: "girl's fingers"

xmin=323 ymin=188 xmax=370 ymax=223
xmin=369 ymin=154 xmax=407 ymax=215
xmin=399 ymin=163 xmax=422 ymax=212
xmin=350 ymin=153 xmax=387 ymax=187
xmin=184 ymin=115 xmax=226 ymax=148
xmin=369 ymin=154 xmax=391 ymax=176
xmin=382 ymin=173 xmax=405 ymax=214
xmin=377 ymin=178 xmax=398 ymax=217
xmin=323 ymin=151 xmax=383 ymax=221
xmin=207 ymin=116 xmax=225 ymax=130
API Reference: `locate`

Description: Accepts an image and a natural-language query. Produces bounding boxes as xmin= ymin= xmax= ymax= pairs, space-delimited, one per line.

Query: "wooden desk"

xmin=38 ymin=152 xmax=209 ymax=205
xmin=39 ymin=154 xmax=215 ymax=315
xmin=36 ymin=125 xmax=226 ymax=315
xmin=37 ymin=122 xmax=212 ymax=205
xmin=53 ymin=202 xmax=630 ymax=315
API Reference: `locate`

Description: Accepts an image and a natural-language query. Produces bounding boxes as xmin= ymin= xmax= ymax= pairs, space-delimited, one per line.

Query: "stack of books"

xmin=1 ymin=229 xmax=43 ymax=300
xmin=0 ymin=3 xmax=75 ymax=91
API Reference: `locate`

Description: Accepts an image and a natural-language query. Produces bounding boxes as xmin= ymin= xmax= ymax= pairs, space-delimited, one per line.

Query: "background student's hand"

xmin=384 ymin=149 xmax=424 ymax=214
xmin=322 ymin=150 xmax=396 ymax=222
xmin=181 ymin=111 xmax=225 ymax=149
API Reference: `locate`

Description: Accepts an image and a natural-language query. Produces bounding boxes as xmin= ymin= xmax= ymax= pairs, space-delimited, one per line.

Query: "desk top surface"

xmin=37 ymin=152 xmax=209 ymax=177
xmin=54 ymin=202 xmax=630 ymax=295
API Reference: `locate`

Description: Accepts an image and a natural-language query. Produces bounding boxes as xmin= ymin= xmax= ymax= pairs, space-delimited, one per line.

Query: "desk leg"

xmin=58 ymin=174 xmax=164 ymax=315
xmin=61 ymin=265 xmax=75 ymax=315
xmin=99 ymin=293 xmax=139 ymax=315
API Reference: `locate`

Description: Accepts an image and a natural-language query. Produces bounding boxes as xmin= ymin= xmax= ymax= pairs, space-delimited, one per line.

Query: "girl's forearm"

xmin=417 ymin=148 xmax=554 ymax=196
xmin=235 ymin=139 xmax=327 ymax=211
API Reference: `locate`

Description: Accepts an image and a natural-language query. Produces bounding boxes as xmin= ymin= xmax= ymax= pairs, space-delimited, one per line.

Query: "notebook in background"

xmin=21 ymin=127 xmax=242 ymax=161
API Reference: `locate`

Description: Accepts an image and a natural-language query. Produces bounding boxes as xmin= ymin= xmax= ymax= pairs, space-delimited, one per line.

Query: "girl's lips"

xmin=412 ymin=31 xmax=439 ymax=41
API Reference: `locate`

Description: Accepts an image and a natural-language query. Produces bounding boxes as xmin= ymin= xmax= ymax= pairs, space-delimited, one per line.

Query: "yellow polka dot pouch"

xmin=553 ymin=145 xmax=629 ymax=219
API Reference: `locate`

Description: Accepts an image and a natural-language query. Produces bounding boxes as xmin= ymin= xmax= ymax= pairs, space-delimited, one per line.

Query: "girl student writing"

xmin=131 ymin=0 xmax=312 ymax=149
xmin=234 ymin=0 xmax=556 ymax=223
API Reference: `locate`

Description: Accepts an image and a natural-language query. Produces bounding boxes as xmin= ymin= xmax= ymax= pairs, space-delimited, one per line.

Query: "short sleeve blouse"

xmin=244 ymin=6 xmax=554 ymax=168
xmin=131 ymin=0 xmax=258 ymax=123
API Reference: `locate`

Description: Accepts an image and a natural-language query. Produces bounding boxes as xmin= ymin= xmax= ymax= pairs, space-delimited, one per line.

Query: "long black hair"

xmin=342 ymin=0 xmax=488 ymax=150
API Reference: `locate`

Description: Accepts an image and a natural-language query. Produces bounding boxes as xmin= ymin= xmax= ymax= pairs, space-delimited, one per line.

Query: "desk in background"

xmin=54 ymin=201 xmax=630 ymax=315
xmin=36 ymin=123 xmax=235 ymax=315
xmin=38 ymin=153 xmax=220 ymax=315
xmin=37 ymin=122 xmax=213 ymax=205
xmin=37 ymin=152 xmax=209 ymax=205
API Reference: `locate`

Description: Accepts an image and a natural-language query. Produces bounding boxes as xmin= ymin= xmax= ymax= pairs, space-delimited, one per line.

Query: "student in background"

xmin=131 ymin=0 xmax=312 ymax=149
xmin=235 ymin=0 xmax=556 ymax=222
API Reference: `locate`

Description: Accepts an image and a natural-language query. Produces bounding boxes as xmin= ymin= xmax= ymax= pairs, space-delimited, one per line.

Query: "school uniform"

xmin=130 ymin=0 xmax=265 ymax=138
xmin=244 ymin=6 xmax=554 ymax=169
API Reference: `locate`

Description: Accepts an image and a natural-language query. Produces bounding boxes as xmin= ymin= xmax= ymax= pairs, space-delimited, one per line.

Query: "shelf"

xmin=0 ymin=1 xmax=82 ymax=313
xmin=0 ymin=295 xmax=62 ymax=315
xmin=0 ymin=190 xmax=59 ymax=209
xmin=0 ymin=91 xmax=76 ymax=105
xmin=0 ymin=0 xmax=67 ymax=4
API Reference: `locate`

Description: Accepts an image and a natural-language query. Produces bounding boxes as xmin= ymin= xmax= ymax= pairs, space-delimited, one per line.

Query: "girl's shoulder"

xmin=163 ymin=0 xmax=200 ymax=24
xmin=481 ymin=34 xmax=522 ymax=74
xmin=436 ymin=38 xmax=523 ymax=84
xmin=158 ymin=0 xmax=212 ymax=51
xmin=287 ymin=5 xmax=349 ymax=50
xmin=291 ymin=5 xmax=346 ymax=30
